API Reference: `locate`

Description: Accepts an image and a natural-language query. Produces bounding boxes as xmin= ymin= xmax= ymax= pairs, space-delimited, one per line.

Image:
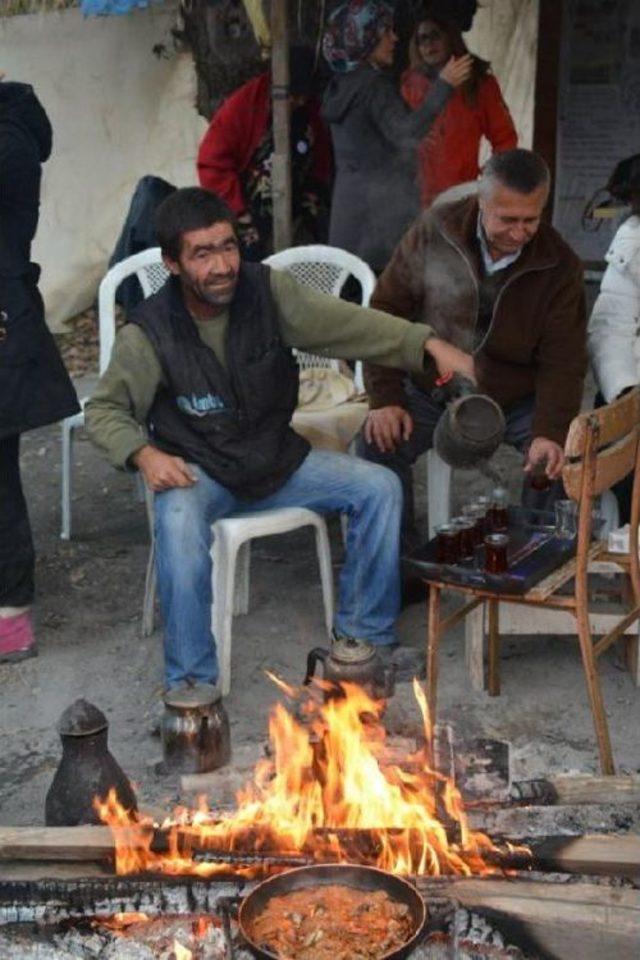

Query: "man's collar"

xmin=476 ymin=213 xmax=523 ymax=275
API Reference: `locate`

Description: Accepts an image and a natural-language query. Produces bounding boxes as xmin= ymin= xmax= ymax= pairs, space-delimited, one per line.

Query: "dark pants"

xmin=357 ymin=384 xmax=564 ymax=546
xmin=0 ymin=435 xmax=34 ymax=606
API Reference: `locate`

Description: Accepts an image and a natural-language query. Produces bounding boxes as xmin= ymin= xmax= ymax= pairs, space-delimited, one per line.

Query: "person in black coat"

xmin=0 ymin=80 xmax=79 ymax=661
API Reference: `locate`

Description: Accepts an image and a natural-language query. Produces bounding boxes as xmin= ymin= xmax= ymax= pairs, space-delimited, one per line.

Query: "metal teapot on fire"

xmin=303 ymin=637 xmax=396 ymax=700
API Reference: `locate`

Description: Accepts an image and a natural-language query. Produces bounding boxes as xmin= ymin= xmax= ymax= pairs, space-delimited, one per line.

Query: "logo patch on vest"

xmin=177 ymin=392 xmax=226 ymax=417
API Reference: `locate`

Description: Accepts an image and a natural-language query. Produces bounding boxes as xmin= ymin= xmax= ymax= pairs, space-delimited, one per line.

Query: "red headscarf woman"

xmin=402 ymin=10 xmax=517 ymax=206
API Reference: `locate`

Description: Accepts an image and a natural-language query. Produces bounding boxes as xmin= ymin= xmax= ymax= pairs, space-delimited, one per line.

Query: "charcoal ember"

xmin=455 ymin=908 xmax=508 ymax=947
xmin=53 ymin=925 xmax=112 ymax=956
xmin=0 ymin=925 xmax=78 ymax=959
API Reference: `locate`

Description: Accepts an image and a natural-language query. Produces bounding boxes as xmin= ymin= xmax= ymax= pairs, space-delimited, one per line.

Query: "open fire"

xmin=97 ymin=678 xmax=501 ymax=878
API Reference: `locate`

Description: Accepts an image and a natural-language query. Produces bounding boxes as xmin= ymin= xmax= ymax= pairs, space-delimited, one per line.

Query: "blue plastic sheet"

xmin=81 ymin=0 xmax=162 ymax=15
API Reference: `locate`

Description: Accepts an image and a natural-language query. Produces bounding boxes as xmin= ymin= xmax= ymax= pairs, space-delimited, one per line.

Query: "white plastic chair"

xmin=264 ymin=243 xmax=377 ymax=392
xmin=212 ymin=510 xmax=334 ymax=696
xmin=60 ymin=247 xmax=169 ymax=540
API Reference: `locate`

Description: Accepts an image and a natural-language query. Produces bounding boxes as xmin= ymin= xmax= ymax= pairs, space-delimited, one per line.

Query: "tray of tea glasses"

xmin=403 ymin=507 xmax=579 ymax=595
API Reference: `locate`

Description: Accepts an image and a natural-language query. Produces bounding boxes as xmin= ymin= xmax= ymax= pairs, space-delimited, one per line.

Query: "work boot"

xmin=0 ymin=607 xmax=37 ymax=663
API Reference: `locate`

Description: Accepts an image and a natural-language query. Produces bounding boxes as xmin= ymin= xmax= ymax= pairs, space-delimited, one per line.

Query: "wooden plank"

xmin=418 ymin=877 xmax=640 ymax=960
xmin=594 ymin=603 xmax=640 ymax=658
xmin=464 ymin=601 xmax=485 ymax=691
xmin=0 ymin=861 xmax=110 ymax=881
xmin=530 ymin=833 xmax=640 ymax=877
xmin=513 ymin=774 xmax=640 ymax=807
xmin=0 ymin=826 xmax=114 ymax=862
xmin=524 ymin=541 xmax=601 ymax=601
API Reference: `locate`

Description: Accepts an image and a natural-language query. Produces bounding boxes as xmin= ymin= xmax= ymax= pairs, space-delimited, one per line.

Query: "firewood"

xmin=0 ymin=826 xmax=113 ymax=861
xmin=511 ymin=774 xmax=640 ymax=806
xmin=417 ymin=878 xmax=640 ymax=960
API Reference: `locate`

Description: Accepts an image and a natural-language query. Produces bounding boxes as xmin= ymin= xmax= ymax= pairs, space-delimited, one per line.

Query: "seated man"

xmin=359 ymin=149 xmax=587 ymax=550
xmin=85 ymin=187 xmax=470 ymax=692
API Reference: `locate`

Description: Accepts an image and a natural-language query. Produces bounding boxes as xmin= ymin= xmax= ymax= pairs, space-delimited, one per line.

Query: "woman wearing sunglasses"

xmin=403 ymin=9 xmax=517 ymax=207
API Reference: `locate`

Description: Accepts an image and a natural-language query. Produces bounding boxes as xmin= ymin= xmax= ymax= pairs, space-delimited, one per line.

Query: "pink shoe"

xmin=0 ymin=609 xmax=37 ymax=663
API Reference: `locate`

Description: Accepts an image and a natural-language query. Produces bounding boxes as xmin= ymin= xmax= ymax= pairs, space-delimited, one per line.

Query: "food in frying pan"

xmin=247 ymin=883 xmax=415 ymax=959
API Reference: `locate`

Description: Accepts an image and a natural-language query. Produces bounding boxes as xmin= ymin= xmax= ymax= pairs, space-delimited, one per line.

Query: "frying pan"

xmin=237 ymin=863 xmax=427 ymax=960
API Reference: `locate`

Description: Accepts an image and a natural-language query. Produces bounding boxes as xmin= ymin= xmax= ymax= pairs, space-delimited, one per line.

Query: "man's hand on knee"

xmin=524 ymin=437 xmax=565 ymax=480
xmin=364 ymin=406 xmax=413 ymax=453
xmin=132 ymin=445 xmax=198 ymax=492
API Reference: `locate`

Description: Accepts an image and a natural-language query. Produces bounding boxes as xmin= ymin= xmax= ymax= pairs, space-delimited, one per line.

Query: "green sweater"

xmin=85 ymin=268 xmax=433 ymax=470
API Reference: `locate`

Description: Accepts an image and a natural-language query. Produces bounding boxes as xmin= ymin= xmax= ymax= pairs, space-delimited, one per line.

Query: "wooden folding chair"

xmin=425 ymin=388 xmax=640 ymax=775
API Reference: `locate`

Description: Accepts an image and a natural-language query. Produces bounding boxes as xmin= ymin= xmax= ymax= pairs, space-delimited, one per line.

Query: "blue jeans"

xmin=358 ymin=384 xmax=563 ymax=544
xmin=154 ymin=450 xmax=402 ymax=688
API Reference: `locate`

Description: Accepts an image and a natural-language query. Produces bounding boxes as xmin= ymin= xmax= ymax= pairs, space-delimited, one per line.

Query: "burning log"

xmin=3 ymin=826 xmax=640 ymax=880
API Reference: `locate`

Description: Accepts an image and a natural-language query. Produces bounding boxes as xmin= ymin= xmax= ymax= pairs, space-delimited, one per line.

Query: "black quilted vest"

xmin=130 ymin=264 xmax=309 ymax=499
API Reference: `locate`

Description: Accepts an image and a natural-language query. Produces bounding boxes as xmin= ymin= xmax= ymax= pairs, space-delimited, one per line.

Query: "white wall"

xmin=464 ymin=0 xmax=539 ymax=151
xmin=1 ymin=6 xmax=207 ymax=330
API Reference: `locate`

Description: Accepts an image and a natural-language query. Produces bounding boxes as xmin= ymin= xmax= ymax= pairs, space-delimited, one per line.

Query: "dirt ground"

xmin=1 ymin=356 xmax=640 ymax=827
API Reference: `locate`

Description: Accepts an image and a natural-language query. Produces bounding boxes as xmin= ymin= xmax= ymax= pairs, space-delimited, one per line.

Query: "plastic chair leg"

xmin=60 ymin=419 xmax=75 ymax=540
xmin=141 ymin=539 xmax=156 ymax=637
xmin=134 ymin=472 xmax=146 ymax=503
xmin=427 ymin=449 xmax=452 ymax=539
xmin=140 ymin=484 xmax=156 ymax=636
xmin=313 ymin=518 xmax=335 ymax=636
xmin=234 ymin=541 xmax=251 ymax=616
xmin=212 ymin=528 xmax=236 ymax=698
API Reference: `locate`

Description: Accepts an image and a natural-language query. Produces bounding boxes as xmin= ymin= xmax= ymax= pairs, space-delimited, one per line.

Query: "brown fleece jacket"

xmin=364 ymin=195 xmax=587 ymax=445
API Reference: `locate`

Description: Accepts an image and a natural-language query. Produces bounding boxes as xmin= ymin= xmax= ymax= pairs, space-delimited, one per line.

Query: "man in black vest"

xmin=86 ymin=187 xmax=472 ymax=693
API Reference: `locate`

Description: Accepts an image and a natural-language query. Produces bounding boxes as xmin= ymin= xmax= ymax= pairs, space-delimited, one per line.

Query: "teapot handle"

xmin=304 ymin=647 xmax=329 ymax=686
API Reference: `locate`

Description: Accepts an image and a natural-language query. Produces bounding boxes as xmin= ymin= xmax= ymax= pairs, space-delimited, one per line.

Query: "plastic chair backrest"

xmin=98 ymin=247 xmax=169 ymax=374
xmin=263 ymin=244 xmax=376 ymax=303
xmin=263 ymin=244 xmax=376 ymax=390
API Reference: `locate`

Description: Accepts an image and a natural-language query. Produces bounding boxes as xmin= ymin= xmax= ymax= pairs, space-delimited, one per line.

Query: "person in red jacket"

xmin=197 ymin=47 xmax=332 ymax=260
xmin=401 ymin=10 xmax=517 ymax=207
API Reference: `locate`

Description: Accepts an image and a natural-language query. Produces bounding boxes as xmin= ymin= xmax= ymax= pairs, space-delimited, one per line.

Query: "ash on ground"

xmin=0 ymin=906 xmax=540 ymax=959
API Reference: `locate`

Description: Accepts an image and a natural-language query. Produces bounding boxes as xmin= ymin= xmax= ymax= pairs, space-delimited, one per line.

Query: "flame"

xmin=173 ymin=942 xmax=192 ymax=960
xmin=97 ymin=679 xmax=499 ymax=877
xmin=96 ymin=911 xmax=150 ymax=930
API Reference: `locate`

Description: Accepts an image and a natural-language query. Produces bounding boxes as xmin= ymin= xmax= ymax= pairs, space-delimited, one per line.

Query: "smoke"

xmin=415 ymin=187 xmax=481 ymax=354
xmin=478 ymin=460 xmax=505 ymax=487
